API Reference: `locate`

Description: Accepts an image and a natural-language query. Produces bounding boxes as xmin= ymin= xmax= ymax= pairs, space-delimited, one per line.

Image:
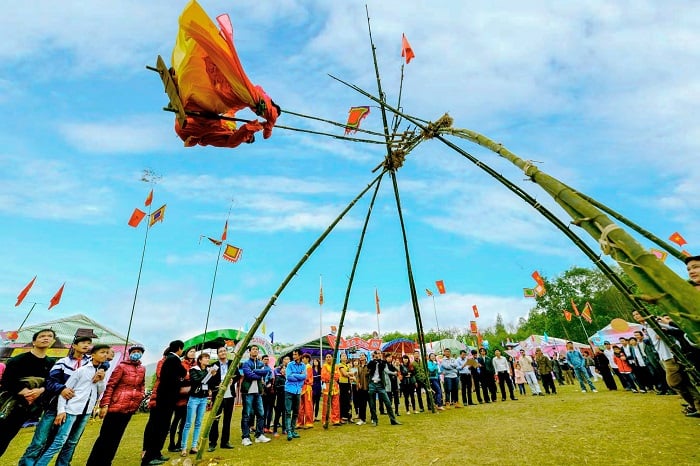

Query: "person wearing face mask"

xmin=86 ymin=345 xmax=147 ymax=466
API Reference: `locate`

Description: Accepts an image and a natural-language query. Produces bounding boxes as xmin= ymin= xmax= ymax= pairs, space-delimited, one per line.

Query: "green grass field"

xmin=3 ymin=384 xmax=698 ymax=466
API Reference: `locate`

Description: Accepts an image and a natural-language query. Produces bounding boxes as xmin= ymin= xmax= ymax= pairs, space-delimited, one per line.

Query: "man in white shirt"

xmin=492 ymin=349 xmax=517 ymax=401
xmin=35 ymin=344 xmax=109 ymax=466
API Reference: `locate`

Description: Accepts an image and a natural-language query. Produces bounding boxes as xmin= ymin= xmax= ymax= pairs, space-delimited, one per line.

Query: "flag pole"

xmin=319 ymin=274 xmax=323 ymax=359
xmin=375 ymin=288 xmax=381 ymax=337
xmin=16 ymin=302 xmax=38 ymax=332
xmin=123 ymin=197 xmax=153 ymax=357
xmin=431 ymin=294 xmax=442 ymax=349
xmin=576 ymin=314 xmax=594 ymax=352
xmin=201 ymin=202 xmax=233 ymax=350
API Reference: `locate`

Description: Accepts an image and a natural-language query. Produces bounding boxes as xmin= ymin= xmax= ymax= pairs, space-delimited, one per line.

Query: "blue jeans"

xmin=19 ymin=411 xmax=58 ymax=466
xmin=430 ymin=378 xmax=443 ymax=407
xmin=180 ymin=396 xmax=208 ymax=451
xmin=574 ymin=366 xmax=596 ymax=391
xmin=241 ymin=393 xmax=264 ymax=439
xmin=443 ymin=377 xmax=458 ymax=404
xmin=35 ymin=413 xmax=90 ymax=466
xmin=367 ymin=382 xmax=396 ymax=422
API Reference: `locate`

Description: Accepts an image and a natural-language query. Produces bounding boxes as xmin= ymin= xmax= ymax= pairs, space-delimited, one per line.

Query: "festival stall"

xmin=518 ymin=334 xmax=589 ymax=357
xmin=0 ymin=314 xmax=143 ymax=364
xmin=381 ymin=338 xmax=417 ymax=356
xmin=426 ymin=338 xmax=467 ymax=354
xmin=588 ymin=319 xmax=645 ymax=348
xmin=279 ymin=334 xmax=382 ymax=360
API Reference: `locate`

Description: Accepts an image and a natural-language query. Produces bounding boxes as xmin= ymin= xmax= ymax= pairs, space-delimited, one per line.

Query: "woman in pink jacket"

xmin=86 ymin=345 xmax=147 ymax=466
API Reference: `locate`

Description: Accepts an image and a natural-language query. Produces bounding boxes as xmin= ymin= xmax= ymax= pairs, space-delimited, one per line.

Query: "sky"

xmin=1 ymin=0 xmax=699 ymax=364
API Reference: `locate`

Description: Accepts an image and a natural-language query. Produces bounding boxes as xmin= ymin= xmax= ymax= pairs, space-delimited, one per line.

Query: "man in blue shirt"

xmin=284 ymin=350 xmax=307 ymax=441
xmin=566 ymin=341 xmax=598 ymax=393
xmin=240 ymin=345 xmax=272 ymax=446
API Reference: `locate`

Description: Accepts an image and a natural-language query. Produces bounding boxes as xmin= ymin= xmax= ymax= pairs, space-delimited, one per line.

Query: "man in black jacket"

xmin=208 ymin=346 xmax=238 ymax=452
xmin=141 ymin=340 xmax=185 ymax=466
xmin=477 ymin=347 xmax=497 ymax=403
xmin=365 ymin=351 xmax=401 ymax=427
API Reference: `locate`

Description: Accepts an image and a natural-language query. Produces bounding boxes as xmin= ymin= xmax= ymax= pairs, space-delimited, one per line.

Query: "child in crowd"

xmin=514 ymin=362 xmax=527 ymax=395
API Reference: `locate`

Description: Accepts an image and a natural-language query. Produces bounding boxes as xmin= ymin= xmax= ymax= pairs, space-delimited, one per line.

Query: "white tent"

xmin=518 ymin=335 xmax=588 ymax=357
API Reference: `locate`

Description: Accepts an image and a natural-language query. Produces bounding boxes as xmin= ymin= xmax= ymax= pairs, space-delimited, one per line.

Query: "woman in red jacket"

xmin=86 ymin=345 xmax=147 ymax=466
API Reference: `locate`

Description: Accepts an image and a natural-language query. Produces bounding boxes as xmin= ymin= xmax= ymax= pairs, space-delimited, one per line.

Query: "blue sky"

xmin=2 ymin=1 xmax=698 ymax=363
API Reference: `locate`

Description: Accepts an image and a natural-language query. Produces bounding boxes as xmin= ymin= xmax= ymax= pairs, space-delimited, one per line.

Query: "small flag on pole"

xmin=207 ymin=237 xmax=222 ymax=246
xmin=425 ymin=288 xmax=433 ymax=297
xmin=650 ymin=248 xmax=668 ymax=262
xmin=571 ymin=299 xmax=580 ymax=316
xmin=221 ymin=220 xmax=228 ymax=242
xmin=261 ymin=322 xmax=267 ymax=335
xmin=435 ymin=280 xmax=446 ymax=294
xmin=534 ymin=283 xmax=546 ymax=297
xmin=543 ymin=332 xmax=549 ymax=343
xmin=532 ymin=271 xmax=544 ymax=286
xmin=470 ymin=320 xmax=478 ymax=334
xmin=269 ymin=332 xmax=274 ymax=344
xmin=48 ymin=283 xmax=65 ymax=310
xmin=582 ymin=301 xmax=593 ymax=323
xmin=128 ymin=208 xmax=146 ymax=227
xmin=144 ymin=189 xmax=153 ymax=207
xmin=375 ymin=289 xmax=380 ymax=315
xmin=523 ymin=288 xmax=536 ymax=298
xmin=669 ymin=232 xmax=687 ymax=247
xmin=344 ymin=106 xmax=371 ymax=135
xmin=563 ymin=310 xmax=572 ymax=322
xmin=472 ymin=305 xmax=479 ymax=318
xmin=222 ymin=244 xmax=242 ymax=262
xmin=401 ymin=33 xmax=415 ymax=64
xmin=16 ymin=276 xmax=37 ymax=307
xmin=319 ymin=282 xmax=324 ymax=305
xmin=149 ymin=204 xmax=167 ymax=227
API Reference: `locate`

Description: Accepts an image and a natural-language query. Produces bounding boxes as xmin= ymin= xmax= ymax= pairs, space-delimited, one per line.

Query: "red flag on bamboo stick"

xmin=401 ymin=33 xmax=415 ymax=64
xmin=435 ymin=280 xmax=446 ymax=294
xmin=425 ymin=288 xmax=433 ymax=297
xmin=571 ymin=298 xmax=580 ymax=316
xmin=144 ymin=189 xmax=153 ymax=207
xmin=128 ymin=208 xmax=146 ymax=227
xmin=16 ymin=276 xmax=36 ymax=307
xmin=319 ymin=283 xmax=324 ymax=306
xmin=221 ymin=220 xmax=228 ymax=241
xmin=375 ymin=289 xmax=380 ymax=315
xmin=344 ymin=106 xmax=370 ymax=135
xmin=531 ymin=271 xmax=544 ymax=286
xmin=669 ymin=232 xmax=687 ymax=247
xmin=563 ymin=310 xmax=572 ymax=322
xmin=48 ymin=283 xmax=65 ymax=310
xmin=472 ymin=305 xmax=479 ymax=318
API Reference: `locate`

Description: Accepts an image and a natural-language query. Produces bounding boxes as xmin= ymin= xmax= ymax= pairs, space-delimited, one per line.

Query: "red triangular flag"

xmin=144 ymin=189 xmax=153 ymax=207
xmin=669 ymin=232 xmax=687 ymax=247
xmin=16 ymin=276 xmax=37 ymax=307
xmin=48 ymin=283 xmax=65 ymax=310
xmin=221 ymin=220 xmax=228 ymax=242
xmin=401 ymin=33 xmax=415 ymax=64
xmin=532 ymin=271 xmax=544 ymax=286
xmin=563 ymin=310 xmax=572 ymax=322
xmin=128 ymin=208 xmax=146 ymax=227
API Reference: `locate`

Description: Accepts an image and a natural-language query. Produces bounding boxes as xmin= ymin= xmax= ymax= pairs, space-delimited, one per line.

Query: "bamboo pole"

xmin=326 ymin=76 xmax=698 ymax=379
xmin=323 ymin=173 xmax=384 ymax=428
xmin=194 ymin=170 xmax=386 ymax=460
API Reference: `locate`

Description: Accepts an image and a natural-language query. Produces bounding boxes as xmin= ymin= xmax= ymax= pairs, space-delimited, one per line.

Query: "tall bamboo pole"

xmin=323 ymin=173 xmax=384 ymax=429
xmin=195 ymin=170 xmax=386 ymax=460
xmin=326 ymin=76 xmax=698 ymax=379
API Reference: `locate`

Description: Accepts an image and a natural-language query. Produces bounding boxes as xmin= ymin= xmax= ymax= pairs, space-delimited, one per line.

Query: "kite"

xmin=159 ymin=0 xmax=280 ymax=148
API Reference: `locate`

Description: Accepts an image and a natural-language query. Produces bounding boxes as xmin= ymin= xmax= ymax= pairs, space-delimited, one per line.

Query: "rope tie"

xmin=598 ymin=223 xmax=622 ymax=255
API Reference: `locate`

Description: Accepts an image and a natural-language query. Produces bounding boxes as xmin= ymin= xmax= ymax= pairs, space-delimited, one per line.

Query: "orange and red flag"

xmin=571 ymin=298 xmax=580 ymax=316
xmin=401 ymin=33 xmax=415 ymax=64
xmin=435 ymin=280 xmax=446 ymax=294
xmin=128 ymin=208 xmax=146 ymax=227
xmin=472 ymin=305 xmax=479 ymax=318
xmin=48 ymin=283 xmax=65 ymax=310
xmin=669 ymin=232 xmax=687 ymax=247
xmin=16 ymin=276 xmax=36 ymax=307
xmin=145 ymin=189 xmax=153 ymax=207
xmin=375 ymin=289 xmax=380 ymax=315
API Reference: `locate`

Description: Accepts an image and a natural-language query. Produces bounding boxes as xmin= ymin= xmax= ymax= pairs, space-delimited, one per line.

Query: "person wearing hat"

xmin=86 ymin=345 xmax=146 ymax=466
xmin=18 ymin=335 xmax=92 ymax=466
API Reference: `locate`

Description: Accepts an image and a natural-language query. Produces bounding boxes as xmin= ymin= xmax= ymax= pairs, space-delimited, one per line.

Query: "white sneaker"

xmin=406 ymin=411 xmax=411 ymax=415
xmin=255 ymin=435 xmax=271 ymax=443
xmin=581 ymin=390 xmax=587 ymax=393
xmin=242 ymin=438 xmax=253 ymax=446
xmin=592 ymin=389 xmax=598 ymax=393
xmin=355 ymin=420 xmax=365 ymax=425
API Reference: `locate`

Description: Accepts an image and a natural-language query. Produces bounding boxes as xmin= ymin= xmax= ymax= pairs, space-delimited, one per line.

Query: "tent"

xmin=426 ymin=338 xmax=467 ymax=354
xmin=588 ymin=321 xmax=645 ymax=347
xmin=381 ymin=338 xmax=416 ymax=355
xmin=0 ymin=313 xmax=143 ymax=362
xmin=518 ymin=335 xmax=589 ymax=357
xmin=278 ymin=334 xmax=383 ymax=360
